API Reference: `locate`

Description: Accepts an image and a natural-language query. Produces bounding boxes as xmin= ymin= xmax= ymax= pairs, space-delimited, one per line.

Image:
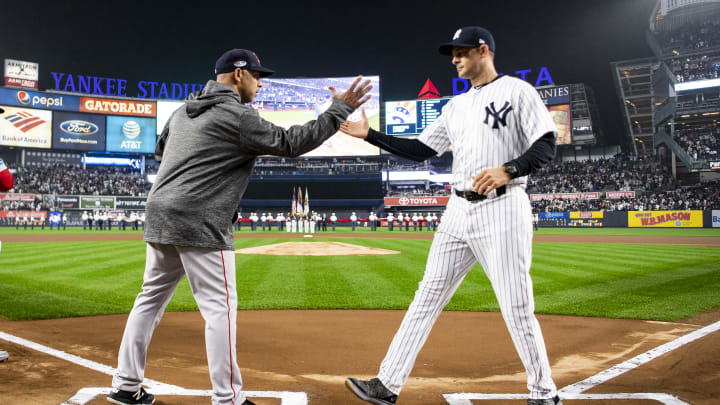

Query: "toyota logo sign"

xmin=399 ymin=197 xmax=410 ymax=205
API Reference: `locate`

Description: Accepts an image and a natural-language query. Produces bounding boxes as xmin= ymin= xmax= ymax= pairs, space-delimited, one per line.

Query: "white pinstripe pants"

xmin=113 ymin=243 xmax=244 ymax=405
xmin=377 ymin=188 xmax=558 ymax=399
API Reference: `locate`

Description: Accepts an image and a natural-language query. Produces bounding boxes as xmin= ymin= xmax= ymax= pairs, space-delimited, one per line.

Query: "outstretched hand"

xmin=329 ymin=76 xmax=373 ymax=110
xmin=339 ymin=107 xmax=370 ymax=139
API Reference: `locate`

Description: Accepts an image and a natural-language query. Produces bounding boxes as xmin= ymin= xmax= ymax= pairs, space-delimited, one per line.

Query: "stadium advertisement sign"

xmin=570 ymin=211 xmax=603 ymax=219
xmin=549 ymin=104 xmax=571 ymax=145
xmin=80 ymin=196 xmax=115 ymax=209
xmin=710 ymin=160 xmax=720 ymax=170
xmin=116 ymin=196 xmax=147 ymax=210
xmin=25 ymin=150 xmax=83 ymax=166
xmin=105 ymin=116 xmax=156 ymax=154
xmin=713 ymin=210 xmax=720 ymax=228
xmin=530 ymin=192 xmax=599 ymax=201
xmin=56 ymin=195 xmax=79 ymax=209
xmin=384 ymin=196 xmax=450 ymax=206
xmin=52 ymin=111 xmax=106 ymax=151
xmin=606 ymin=191 xmax=636 ymax=199
xmin=79 ymin=97 xmax=156 ymax=117
xmin=0 ymin=88 xmax=81 ymax=112
xmin=0 ymin=193 xmax=34 ymax=201
xmin=539 ymin=212 xmax=569 ymax=219
xmin=628 ymin=210 xmax=703 ymax=228
xmin=0 ymin=210 xmax=47 ymax=219
xmin=537 ymin=85 xmax=570 ymax=106
xmin=4 ymin=59 xmax=38 ymax=88
xmin=0 ymin=105 xmax=52 ymax=149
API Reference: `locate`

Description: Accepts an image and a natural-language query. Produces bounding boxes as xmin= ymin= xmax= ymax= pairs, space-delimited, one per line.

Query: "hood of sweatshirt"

xmin=185 ymin=80 xmax=244 ymax=118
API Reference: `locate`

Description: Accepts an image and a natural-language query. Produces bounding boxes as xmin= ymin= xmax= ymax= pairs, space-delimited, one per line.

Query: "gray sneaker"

xmin=527 ymin=395 xmax=562 ymax=405
xmin=345 ymin=377 xmax=397 ymax=405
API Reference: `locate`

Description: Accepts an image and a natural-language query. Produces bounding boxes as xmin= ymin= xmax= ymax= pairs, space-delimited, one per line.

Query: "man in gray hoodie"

xmin=108 ymin=48 xmax=372 ymax=405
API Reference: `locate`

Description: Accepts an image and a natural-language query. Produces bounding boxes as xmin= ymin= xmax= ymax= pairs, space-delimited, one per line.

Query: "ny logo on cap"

xmin=483 ymin=101 xmax=513 ymax=129
xmin=453 ymin=29 xmax=461 ymax=40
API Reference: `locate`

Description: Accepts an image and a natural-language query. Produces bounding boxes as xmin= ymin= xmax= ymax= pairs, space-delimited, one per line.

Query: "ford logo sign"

xmin=60 ymin=120 xmax=99 ymax=136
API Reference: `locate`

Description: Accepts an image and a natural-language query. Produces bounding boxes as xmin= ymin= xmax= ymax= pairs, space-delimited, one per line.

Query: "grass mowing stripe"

xmin=1 ymin=237 xmax=719 ymax=321
xmin=536 ymin=262 xmax=719 ymax=319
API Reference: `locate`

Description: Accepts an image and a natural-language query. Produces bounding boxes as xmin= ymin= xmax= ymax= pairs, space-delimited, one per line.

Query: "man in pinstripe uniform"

xmin=342 ymin=27 xmax=561 ymax=405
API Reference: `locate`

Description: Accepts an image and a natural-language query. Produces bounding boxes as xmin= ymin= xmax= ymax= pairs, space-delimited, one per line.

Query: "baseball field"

xmin=1 ymin=227 xmax=719 ymax=404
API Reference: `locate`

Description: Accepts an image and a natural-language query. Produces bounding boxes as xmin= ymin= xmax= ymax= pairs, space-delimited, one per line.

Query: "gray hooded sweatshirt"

xmin=144 ymin=80 xmax=354 ymax=250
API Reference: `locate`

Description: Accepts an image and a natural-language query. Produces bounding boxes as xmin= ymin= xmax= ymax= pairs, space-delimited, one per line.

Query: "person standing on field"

xmin=108 ymin=48 xmax=371 ymax=405
xmin=342 ymin=26 xmax=561 ymax=405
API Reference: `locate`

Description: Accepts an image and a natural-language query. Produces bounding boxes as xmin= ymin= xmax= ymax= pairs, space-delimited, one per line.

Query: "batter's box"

xmin=62 ymin=388 xmax=307 ymax=405
xmin=442 ymin=393 xmax=690 ymax=405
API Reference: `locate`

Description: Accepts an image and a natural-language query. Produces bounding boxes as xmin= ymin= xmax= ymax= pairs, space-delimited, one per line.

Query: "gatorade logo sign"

xmin=80 ymin=97 xmax=155 ymax=117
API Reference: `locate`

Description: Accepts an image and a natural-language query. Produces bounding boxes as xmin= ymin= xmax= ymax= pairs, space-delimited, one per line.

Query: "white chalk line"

xmin=443 ymin=319 xmax=720 ymax=404
xmin=443 ymin=393 xmax=690 ymax=405
xmin=0 ymin=330 xmax=307 ymax=405
xmin=560 ymin=319 xmax=720 ymax=394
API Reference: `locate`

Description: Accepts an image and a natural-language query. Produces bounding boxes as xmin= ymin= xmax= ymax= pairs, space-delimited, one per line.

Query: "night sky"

xmin=0 ymin=0 xmax=658 ymax=146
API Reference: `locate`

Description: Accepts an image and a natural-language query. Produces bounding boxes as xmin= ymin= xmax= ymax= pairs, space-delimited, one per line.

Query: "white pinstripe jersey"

xmin=418 ymin=75 xmax=557 ymax=191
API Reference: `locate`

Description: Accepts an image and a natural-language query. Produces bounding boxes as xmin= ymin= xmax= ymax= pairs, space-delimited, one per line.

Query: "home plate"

xmin=235 ymin=241 xmax=400 ymax=256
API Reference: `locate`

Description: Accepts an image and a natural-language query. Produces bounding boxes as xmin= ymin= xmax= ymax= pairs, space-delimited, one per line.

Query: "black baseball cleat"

xmin=107 ymin=387 xmax=155 ymax=405
xmin=527 ymin=395 xmax=562 ymax=405
xmin=345 ymin=377 xmax=398 ymax=405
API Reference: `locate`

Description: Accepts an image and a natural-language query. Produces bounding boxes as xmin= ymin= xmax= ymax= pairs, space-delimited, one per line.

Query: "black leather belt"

xmin=454 ymin=185 xmax=506 ymax=201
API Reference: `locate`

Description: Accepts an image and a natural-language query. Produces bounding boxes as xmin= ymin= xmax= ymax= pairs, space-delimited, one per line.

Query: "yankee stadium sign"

xmin=51 ymin=72 xmax=204 ymax=100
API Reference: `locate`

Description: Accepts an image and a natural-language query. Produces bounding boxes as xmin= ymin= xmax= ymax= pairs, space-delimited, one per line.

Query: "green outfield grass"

xmin=0 ymin=231 xmax=719 ymax=322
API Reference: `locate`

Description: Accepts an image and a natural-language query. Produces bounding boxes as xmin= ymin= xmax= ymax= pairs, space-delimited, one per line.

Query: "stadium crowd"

xmin=2 ymin=153 xmax=719 ymax=216
xmin=526 ymin=154 xmax=673 ymax=194
xmin=657 ymin=20 xmax=720 ymax=54
xmin=671 ymin=54 xmax=720 ymax=83
xmin=673 ymin=126 xmax=720 ymax=161
xmin=9 ymin=164 xmax=151 ymax=196
xmin=531 ymin=181 xmax=720 ymax=212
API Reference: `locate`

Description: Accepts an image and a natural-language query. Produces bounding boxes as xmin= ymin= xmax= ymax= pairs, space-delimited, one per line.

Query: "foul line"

xmin=443 ymin=393 xmax=690 ymax=405
xmin=0 ymin=330 xmax=307 ymax=405
xmin=560 ymin=319 xmax=720 ymax=394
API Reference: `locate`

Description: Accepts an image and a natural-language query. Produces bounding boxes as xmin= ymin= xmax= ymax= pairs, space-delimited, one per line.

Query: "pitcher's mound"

xmin=235 ymin=241 xmax=400 ymax=256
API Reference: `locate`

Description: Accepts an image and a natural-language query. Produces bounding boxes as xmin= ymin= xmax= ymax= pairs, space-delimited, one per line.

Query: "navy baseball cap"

xmin=438 ymin=26 xmax=495 ymax=55
xmin=214 ymin=49 xmax=275 ymax=77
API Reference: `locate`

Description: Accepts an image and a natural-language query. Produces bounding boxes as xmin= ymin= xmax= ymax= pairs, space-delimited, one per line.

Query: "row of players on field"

xmin=236 ymin=211 xmax=442 ymax=232
xmin=13 ymin=211 xmax=146 ymax=230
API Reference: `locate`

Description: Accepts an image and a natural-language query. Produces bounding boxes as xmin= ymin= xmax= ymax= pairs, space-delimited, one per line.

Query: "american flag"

xmin=3 ymin=111 xmax=46 ymax=133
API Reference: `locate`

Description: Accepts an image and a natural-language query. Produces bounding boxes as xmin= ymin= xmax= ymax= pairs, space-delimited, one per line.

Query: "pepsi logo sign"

xmin=60 ymin=120 xmax=99 ymax=136
xmin=17 ymin=91 xmax=30 ymax=105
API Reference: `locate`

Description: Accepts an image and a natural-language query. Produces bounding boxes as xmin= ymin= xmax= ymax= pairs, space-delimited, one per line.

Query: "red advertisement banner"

xmin=530 ymin=192 xmax=600 ymax=201
xmin=79 ymin=97 xmax=155 ymax=117
xmin=5 ymin=77 xmax=38 ymax=88
xmin=0 ymin=193 xmax=35 ymax=201
xmin=384 ymin=196 xmax=450 ymax=206
xmin=0 ymin=210 xmax=46 ymax=219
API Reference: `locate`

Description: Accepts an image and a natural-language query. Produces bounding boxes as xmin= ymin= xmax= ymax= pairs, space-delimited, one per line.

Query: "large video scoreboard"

xmin=385 ymin=98 xmax=450 ymax=136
